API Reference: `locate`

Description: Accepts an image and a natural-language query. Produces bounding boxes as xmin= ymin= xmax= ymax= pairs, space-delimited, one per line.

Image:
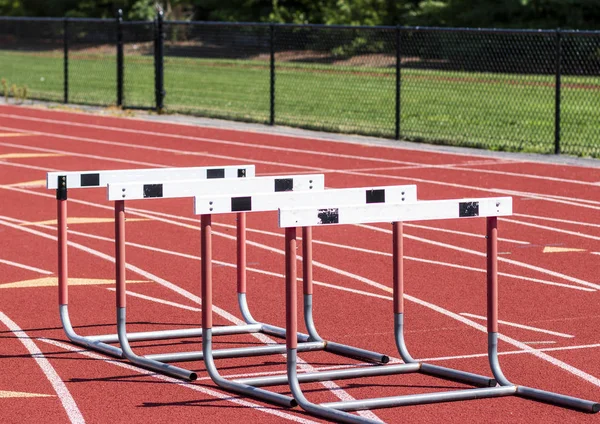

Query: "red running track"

xmin=0 ymin=104 xmax=599 ymax=423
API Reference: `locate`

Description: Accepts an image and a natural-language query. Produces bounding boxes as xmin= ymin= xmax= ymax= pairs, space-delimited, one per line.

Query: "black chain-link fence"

xmin=1 ymin=16 xmax=599 ymax=157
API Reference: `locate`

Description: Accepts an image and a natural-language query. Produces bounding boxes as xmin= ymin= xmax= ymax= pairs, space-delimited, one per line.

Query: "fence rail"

xmin=1 ymin=13 xmax=599 ymax=157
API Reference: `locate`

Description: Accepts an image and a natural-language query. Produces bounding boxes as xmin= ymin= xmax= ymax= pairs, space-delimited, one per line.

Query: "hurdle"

xmin=108 ymin=173 xmax=349 ymax=382
xmin=46 ymin=165 xmax=254 ymax=363
xmin=272 ymin=197 xmax=599 ymax=422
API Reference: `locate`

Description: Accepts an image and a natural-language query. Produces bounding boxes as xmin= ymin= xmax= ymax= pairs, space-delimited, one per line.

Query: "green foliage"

xmin=1 ymin=0 xmax=600 ymax=29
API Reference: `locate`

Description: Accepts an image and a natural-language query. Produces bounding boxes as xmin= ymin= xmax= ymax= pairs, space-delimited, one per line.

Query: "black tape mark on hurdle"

xmin=237 ymin=168 xmax=247 ymax=178
xmin=207 ymin=168 xmax=225 ymax=179
xmin=143 ymin=184 xmax=163 ymax=198
xmin=275 ymin=178 xmax=293 ymax=192
xmin=57 ymin=175 xmax=67 ymax=200
xmin=80 ymin=173 xmax=100 ymax=187
xmin=459 ymin=201 xmax=479 ymax=217
xmin=231 ymin=196 xmax=252 ymax=212
xmin=366 ymin=189 xmax=385 ymax=204
xmin=317 ymin=208 xmax=339 ymax=224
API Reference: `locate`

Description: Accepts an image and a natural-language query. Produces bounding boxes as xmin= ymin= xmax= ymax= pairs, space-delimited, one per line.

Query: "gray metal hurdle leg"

xmin=201 ymin=214 xmax=296 ymax=407
xmin=484 ymin=218 xmax=600 ymax=413
xmin=59 ymin=305 xmax=123 ymax=358
xmin=392 ymin=222 xmax=496 ymax=387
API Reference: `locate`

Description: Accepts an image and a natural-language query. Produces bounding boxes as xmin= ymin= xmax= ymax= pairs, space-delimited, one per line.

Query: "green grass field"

xmin=1 ymin=50 xmax=598 ymax=157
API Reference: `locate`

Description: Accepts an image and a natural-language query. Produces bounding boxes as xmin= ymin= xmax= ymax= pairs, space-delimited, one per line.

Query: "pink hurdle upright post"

xmin=202 ymin=214 xmax=213 ymax=331
xmin=115 ymin=200 xmax=127 ymax=311
xmin=236 ymin=212 xmax=246 ymax=295
xmin=57 ymin=195 xmax=68 ymax=307
xmin=486 ymin=217 xmax=499 ymax=334
xmin=286 ymin=227 xmax=298 ymax=351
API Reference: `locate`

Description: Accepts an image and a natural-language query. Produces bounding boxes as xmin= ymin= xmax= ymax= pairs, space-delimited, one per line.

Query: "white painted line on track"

xmin=459 ymin=313 xmax=574 ymax=338
xmin=106 ymin=288 xmax=201 ymax=312
xmin=514 ymin=213 xmax=600 ymax=229
xmin=417 ymin=343 xmax=600 ymax=363
xmin=359 ymin=223 xmax=600 ymax=290
xmin=0 ymin=125 xmax=326 ymax=173
xmin=404 ymin=222 xmax=529 ymax=245
xmin=38 ymin=339 xmax=319 ymax=424
xmin=1 ymin=112 xmax=598 ymax=186
xmin=0 ymin=258 xmax=52 ymax=275
xmin=502 ymin=217 xmax=600 ymax=242
xmin=0 ymin=160 xmax=60 ymax=173
xmin=0 ymin=312 xmax=85 ymax=424
xmin=0 ymin=139 xmax=166 ymax=168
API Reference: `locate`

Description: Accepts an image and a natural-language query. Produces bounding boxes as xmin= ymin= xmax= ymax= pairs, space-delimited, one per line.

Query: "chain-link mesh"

xmin=0 ymin=18 xmax=63 ymax=102
xmin=163 ymin=23 xmax=271 ymax=122
xmin=1 ymin=17 xmax=600 ymax=157
xmin=400 ymin=29 xmax=556 ymax=153
xmin=274 ymin=25 xmax=396 ymax=138
xmin=122 ymin=21 xmax=155 ymax=109
xmin=561 ymin=32 xmax=600 ymax=157
xmin=68 ymin=19 xmax=116 ymax=106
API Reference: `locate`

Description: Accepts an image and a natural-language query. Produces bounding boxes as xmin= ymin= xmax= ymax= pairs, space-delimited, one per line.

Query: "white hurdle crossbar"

xmin=107 ymin=174 xmax=325 ymax=382
xmin=46 ymin=165 xmax=255 ymax=375
xmin=195 ymin=185 xmax=421 ymax=405
xmin=271 ymin=196 xmax=599 ymax=423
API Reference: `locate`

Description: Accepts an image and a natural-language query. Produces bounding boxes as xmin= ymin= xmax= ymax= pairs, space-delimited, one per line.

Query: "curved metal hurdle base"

xmin=203 ymin=328 xmax=297 ymax=408
xmin=117 ymin=307 xmax=198 ymax=381
xmin=395 ymin=313 xmax=496 ymax=387
xmin=488 ymin=333 xmax=600 ymax=413
xmin=59 ymin=305 xmax=123 ymax=358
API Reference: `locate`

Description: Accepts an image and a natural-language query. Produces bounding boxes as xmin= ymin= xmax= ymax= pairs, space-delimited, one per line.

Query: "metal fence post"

xmin=63 ymin=18 xmax=69 ymax=104
xmin=269 ymin=24 xmax=275 ymax=126
xmin=395 ymin=25 xmax=401 ymax=140
xmin=154 ymin=10 xmax=165 ymax=112
xmin=116 ymin=9 xmax=124 ymax=107
xmin=554 ymin=28 xmax=562 ymax=155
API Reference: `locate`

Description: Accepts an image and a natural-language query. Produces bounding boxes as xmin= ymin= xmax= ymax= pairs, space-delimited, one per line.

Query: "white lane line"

xmin=105 ymin=288 xmax=201 ymax=312
xmin=0 ymin=126 xmax=325 ymax=173
xmin=0 ymin=258 xmax=52 ymax=275
xmin=0 ymin=139 xmax=166 ymax=169
xmin=404 ymin=223 xmax=529 ymax=245
xmin=459 ymin=313 xmax=575 ymax=338
xmin=38 ymin=339 xmax=318 ymax=424
xmin=514 ymin=213 xmax=600 ymax=229
xmin=0 ymin=217 xmax=379 ymax=421
xmin=417 ymin=343 xmax=600 ymax=363
xmin=1 ymin=112 xmax=597 ymax=186
xmin=493 ymin=188 xmax=600 ymax=211
xmin=502 ymin=217 xmax=600 ymax=242
xmin=0 ymin=160 xmax=60 ymax=173
xmin=0 ymin=312 xmax=85 ymax=424
xmin=592 ymin=252 xmax=600 ymax=256
xmin=359 ymin=223 xmax=600 ymax=291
